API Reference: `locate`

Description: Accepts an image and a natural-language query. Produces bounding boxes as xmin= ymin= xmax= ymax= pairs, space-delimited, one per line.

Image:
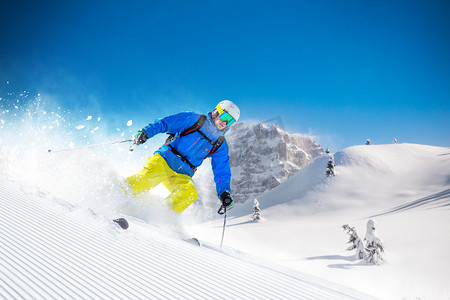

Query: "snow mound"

xmin=231 ymin=143 xmax=450 ymax=218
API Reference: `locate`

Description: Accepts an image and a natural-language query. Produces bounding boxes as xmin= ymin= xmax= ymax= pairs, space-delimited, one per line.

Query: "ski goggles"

xmin=216 ymin=104 xmax=236 ymax=127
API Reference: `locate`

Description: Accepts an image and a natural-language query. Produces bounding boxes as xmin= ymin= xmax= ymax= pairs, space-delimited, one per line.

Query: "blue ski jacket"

xmin=142 ymin=111 xmax=231 ymax=198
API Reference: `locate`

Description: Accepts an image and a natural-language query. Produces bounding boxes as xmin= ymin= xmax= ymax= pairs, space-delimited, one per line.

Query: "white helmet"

xmin=216 ymin=100 xmax=240 ymax=126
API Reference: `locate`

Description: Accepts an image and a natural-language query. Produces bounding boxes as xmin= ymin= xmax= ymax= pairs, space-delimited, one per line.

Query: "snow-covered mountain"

xmin=189 ymin=143 xmax=450 ymax=299
xmin=195 ymin=122 xmax=324 ymax=205
xmin=1 ymin=124 xmax=449 ymax=299
xmin=1 ymin=97 xmax=449 ymax=299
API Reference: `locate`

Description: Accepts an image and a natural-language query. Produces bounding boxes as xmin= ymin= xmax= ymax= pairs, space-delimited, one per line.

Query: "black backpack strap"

xmin=165 ymin=114 xmax=207 ymax=145
xmin=180 ymin=115 xmax=207 ymax=137
xmin=168 ymin=144 xmax=197 ymax=172
xmin=206 ymin=135 xmax=225 ymax=158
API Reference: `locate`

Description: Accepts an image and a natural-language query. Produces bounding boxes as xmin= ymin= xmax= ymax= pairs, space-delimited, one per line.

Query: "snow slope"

xmin=0 ymin=173 xmax=372 ymax=299
xmin=188 ymin=144 xmax=450 ymax=300
xmin=1 ymin=96 xmax=449 ymax=299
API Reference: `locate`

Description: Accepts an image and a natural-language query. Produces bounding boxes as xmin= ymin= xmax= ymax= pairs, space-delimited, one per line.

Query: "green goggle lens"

xmin=219 ymin=112 xmax=236 ymax=126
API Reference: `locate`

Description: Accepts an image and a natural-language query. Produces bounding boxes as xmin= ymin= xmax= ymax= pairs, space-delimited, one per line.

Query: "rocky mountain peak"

xmin=224 ymin=122 xmax=324 ymax=203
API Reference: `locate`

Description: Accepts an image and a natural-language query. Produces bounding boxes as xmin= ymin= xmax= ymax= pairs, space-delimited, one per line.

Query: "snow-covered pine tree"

xmin=326 ymin=157 xmax=335 ymax=177
xmin=366 ymin=139 xmax=371 ymax=145
xmin=252 ymin=199 xmax=261 ymax=221
xmin=365 ymin=219 xmax=385 ymax=264
xmin=342 ymin=224 xmax=366 ymax=259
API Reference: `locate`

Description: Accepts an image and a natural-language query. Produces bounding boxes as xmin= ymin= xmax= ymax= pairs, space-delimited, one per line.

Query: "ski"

xmin=113 ymin=217 xmax=199 ymax=246
xmin=184 ymin=237 xmax=200 ymax=246
xmin=113 ymin=218 xmax=129 ymax=230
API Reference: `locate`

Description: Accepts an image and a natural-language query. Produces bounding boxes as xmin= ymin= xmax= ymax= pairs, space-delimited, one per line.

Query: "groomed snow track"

xmin=0 ymin=177 xmax=373 ymax=299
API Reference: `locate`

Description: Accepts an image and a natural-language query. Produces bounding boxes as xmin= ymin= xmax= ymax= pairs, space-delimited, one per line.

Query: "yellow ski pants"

xmin=125 ymin=153 xmax=197 ymax=213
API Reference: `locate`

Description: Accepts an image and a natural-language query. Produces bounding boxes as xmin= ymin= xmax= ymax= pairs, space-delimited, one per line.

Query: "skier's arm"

xmin=211 ymin=142 xmax=232 ymax=199
xmin=139 ymin=112 xmax=200 ymax=140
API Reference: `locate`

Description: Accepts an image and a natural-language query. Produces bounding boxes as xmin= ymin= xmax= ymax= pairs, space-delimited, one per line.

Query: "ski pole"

xmin=48 ymin=139 xmax=133 ymax=153
xmin=219 ymin=206 xmax=227 ymax=250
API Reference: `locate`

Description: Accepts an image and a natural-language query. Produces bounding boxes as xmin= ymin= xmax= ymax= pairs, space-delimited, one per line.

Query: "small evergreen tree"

xmin=342 ymin=224 xmax=366 ymax=259
xmin=326 ymin=157 xmax=335 ymax=177
xmin=366 ymin=139 xmax=371 ymax=145
xmin=252 ymin=199 xmax=261 ymax=221
xmin=365 ymin=219 xmax=385 ymax=264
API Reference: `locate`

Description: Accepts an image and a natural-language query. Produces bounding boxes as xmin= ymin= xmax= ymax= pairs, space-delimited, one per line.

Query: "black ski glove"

xmin=133 ymin=130 xmax=148 ymax=145
xmin=220 ymin=192 xmax=233 ymax=208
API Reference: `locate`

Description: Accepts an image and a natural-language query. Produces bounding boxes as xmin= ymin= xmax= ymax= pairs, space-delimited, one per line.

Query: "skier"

xmin=125 ymin=100 xmax=240 ymax=215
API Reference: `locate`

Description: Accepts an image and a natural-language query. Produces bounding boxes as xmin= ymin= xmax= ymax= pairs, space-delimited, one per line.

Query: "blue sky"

xmin=1 ymin=0 xmax=449 ymax=150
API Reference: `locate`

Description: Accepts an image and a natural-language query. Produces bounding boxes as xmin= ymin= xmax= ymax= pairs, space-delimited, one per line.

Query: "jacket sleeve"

xmin=142 ymin=112 xmax=200 ymax=139
xmin=210 ymin=141 xmax=232 ymax=198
